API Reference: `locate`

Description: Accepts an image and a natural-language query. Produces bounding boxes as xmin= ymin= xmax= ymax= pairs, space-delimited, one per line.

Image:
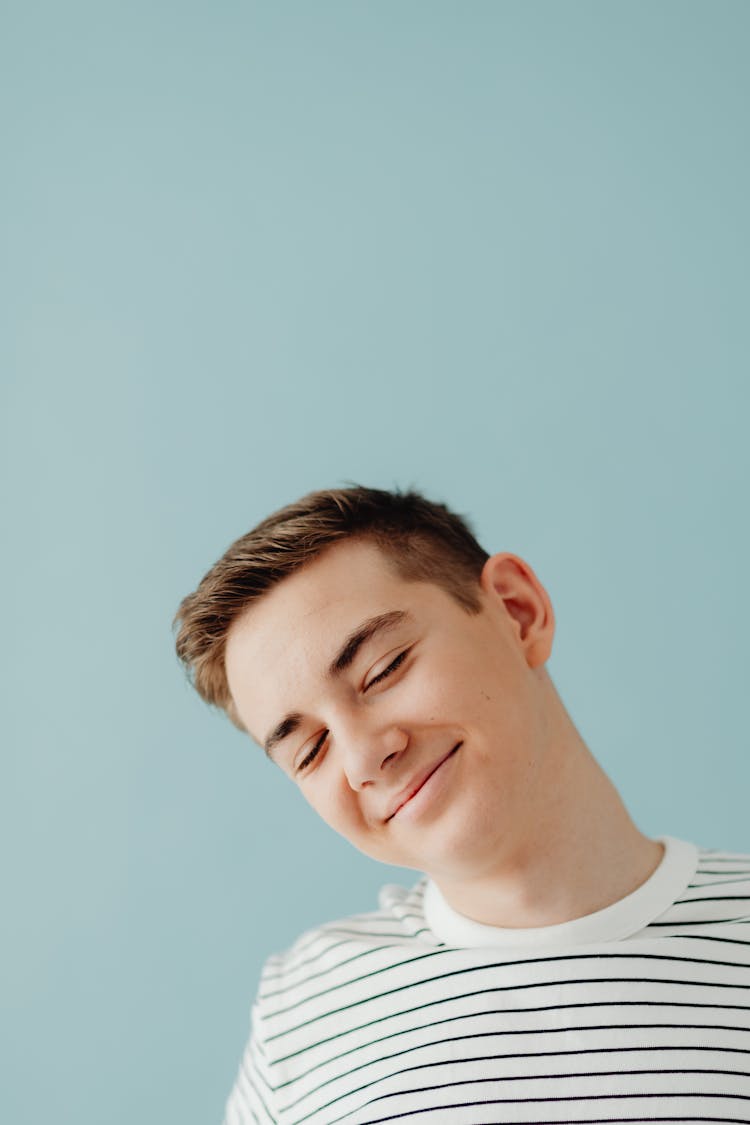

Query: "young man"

xmin=174 ymin=486 xmax=750 ymax=1125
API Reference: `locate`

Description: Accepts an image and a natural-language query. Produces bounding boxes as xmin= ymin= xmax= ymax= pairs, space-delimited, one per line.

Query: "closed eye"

xmin=296 ymin=649 xmax=411 ymax=773
xmin=364 ymin=648 xmax=410 ymax=693
xmin=297 ymin=729 xmax=328 ymax=773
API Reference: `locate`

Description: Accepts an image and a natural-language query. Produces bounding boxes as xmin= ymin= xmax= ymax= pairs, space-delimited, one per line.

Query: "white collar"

xmin=423 ymin=836 xmax=698 ymax=948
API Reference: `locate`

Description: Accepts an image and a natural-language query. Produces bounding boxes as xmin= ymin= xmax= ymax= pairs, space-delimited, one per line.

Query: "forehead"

xmin=224 ymin=540 xmax=430 ymax=737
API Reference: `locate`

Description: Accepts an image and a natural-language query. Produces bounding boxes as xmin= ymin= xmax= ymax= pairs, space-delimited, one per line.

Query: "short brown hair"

xmin=173 ymin=485 xmax=489 ymax=731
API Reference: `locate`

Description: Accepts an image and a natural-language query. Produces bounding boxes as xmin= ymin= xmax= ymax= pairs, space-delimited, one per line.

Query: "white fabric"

xmin=224 ymin=838 xmax=750 ymax=1124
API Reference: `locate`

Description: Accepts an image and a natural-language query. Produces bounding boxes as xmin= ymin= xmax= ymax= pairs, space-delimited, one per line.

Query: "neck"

xmin=432 ymin=678 xmax=664 ymax=928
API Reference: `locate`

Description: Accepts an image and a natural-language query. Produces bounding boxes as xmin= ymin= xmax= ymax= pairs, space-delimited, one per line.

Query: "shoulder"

xmin=256 ymin=876 xmax=437 ymax=1002
xmin=694 ymin=842 xmax=750 ymax=867
xmin=692 ymin=842 xmax=750 ymax=893
xmin=669 ymin=841 xmax=750 ymax=927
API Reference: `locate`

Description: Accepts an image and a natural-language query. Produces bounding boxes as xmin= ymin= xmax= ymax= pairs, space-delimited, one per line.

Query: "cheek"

xmin=410 ymin=651 xmax=496 ymax=724
xmin=304 ymin=773 xmax=366 ymax=833
xmin=406 ymin=653 xmax=470 ymax=715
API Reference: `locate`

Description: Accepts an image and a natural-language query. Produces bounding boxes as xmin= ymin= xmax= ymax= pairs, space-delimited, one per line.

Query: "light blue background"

xmin=3 ymin=2 xmax=749 ymax=1122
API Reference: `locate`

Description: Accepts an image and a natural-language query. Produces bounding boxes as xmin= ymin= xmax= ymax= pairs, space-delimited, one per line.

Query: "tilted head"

xmin=174 ymin=485 xmax=559 ymax=882
xmin=173 ymin=485 xmax=491 ymax=731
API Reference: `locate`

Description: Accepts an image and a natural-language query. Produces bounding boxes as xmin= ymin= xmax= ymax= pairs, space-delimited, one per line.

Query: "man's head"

xmin=174 ymin=485 xmax=491 ymax=730
xmin=174 ymin=485 xmax=558 ymax=883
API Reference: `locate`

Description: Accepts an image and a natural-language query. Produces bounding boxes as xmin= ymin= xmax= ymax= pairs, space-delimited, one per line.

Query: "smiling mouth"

xmin=386 ymin=742 xmax=462 ymax=821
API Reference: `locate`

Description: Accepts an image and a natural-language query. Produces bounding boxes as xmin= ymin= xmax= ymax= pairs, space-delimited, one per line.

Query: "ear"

xmin=479 ymin=553 xmax=555 ymax=668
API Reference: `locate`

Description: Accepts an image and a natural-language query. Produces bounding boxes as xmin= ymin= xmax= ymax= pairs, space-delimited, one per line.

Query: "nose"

xmin=340 ymin=722 xmax=409 ymax=791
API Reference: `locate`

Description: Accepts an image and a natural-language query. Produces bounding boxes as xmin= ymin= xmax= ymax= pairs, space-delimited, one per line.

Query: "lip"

xmin=384 ymin=742 xmax=462 ymax=822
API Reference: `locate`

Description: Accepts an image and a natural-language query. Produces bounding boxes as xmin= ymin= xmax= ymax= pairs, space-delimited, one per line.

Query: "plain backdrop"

xmin=3 ymin=2 xmax=749 ymax=1122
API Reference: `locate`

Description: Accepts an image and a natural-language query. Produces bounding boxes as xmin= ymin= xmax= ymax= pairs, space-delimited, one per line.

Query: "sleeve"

xmin=222 ymin=999 xmax=279 ymax=1125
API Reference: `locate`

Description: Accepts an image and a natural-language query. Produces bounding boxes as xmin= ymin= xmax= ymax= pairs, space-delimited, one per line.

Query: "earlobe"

xmin=480 ymin=553 xmax=555 ymax=668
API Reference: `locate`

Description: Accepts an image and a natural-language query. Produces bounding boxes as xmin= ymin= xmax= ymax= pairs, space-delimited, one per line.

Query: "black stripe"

xmin=271 ymin=921 xmax=416 ymax=964
xmin=265 ymin=949 xmax=750 ymax=1024
xmin=273 ymin=999 xmax=750 ymax=1080
xmin=240 ymin=1056 xmax=273 ymax=1123
xmin=294 ymin=1061 xmax=750 ymax=1124
xmin=281 ymin=1028 xmax=750 ymax=1116
xmin=698 ymin=857 xmax=750 ymax=863
xmin=648 ymin=917 xmax=750 ymax=926
xmin=674 ymin=896 xmax=750 ymax=905
xmin=689 ymin=878 xmax=750 ymax=888
xmin=260 ymin=949 xmax=445 ymax=1003
xmin=270 ymin=971 xmax=750 ymax=1047
xmin=261 ymin=945 xmax=408 ymax=999
xmin=370 ymin=1067 xmax=750 ymax=1103
xmin=357 ymin=1118 xmax=750 ymax=1125
xmin=278 ymin=1033 xmax=750 ymax=1115
xmin=266 ymin=957 xmax=750 ymax=1038
xmin=352 ymin=1092 xmax=750 ymax=1125
xmin=273 ymin=1022 xmax=750 ymax=1086
xmin=696 ymin=865 xmax=750 ymax=872
xmin=263 ymin=934 xmax=409 ymax=981
xmin=263 ymin=937 xmax=354 ymax=976
xmin=670 ymin=934 xmax=750 ymax=947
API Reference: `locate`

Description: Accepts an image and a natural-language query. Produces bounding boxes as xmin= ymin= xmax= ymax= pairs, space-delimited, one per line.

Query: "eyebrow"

xmin=263 ymin=609 xmax=412 ymax=760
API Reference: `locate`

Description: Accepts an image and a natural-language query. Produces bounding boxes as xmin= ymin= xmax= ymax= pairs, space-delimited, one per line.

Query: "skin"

xmin=224 ymin=539 xmax=663 ymax=928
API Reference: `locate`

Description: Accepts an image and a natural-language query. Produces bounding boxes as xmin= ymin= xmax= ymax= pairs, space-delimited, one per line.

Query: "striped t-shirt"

xmin=224 ymin=836 xmax=750 ymax=1124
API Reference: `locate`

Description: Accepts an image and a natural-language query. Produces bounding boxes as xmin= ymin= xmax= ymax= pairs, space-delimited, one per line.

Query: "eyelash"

xmin=363 ymin=648 xmax=409 ymax=692
xmin=296 ymin=649 xmax=411 ymax=773
xmin=298 ymin=729 xmax=327 ymax=772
